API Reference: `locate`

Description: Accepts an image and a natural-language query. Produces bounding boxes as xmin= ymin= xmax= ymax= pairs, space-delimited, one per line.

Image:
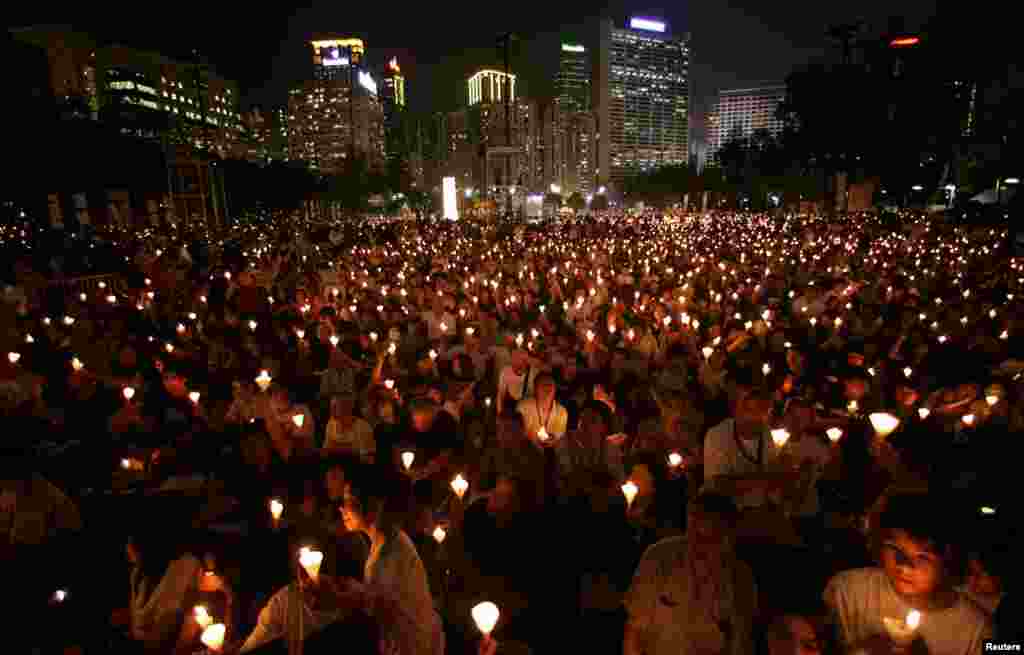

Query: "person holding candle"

xmin=823 ymin=493 xmax=991 ymax=654
xmin=341 ymin=466 xmax=444 ymax=655
xmin=496 ymin=350 xmax=540 ymax=417
xmin=263 ymin=384 xmax=316 ymax=461
xmin=517 ymin=373 xmax=568 ymax=445
xmin=323 ymin=394 xmax=376 ymax=464
xmin=623 ymin=493 xmax=757 ymax=655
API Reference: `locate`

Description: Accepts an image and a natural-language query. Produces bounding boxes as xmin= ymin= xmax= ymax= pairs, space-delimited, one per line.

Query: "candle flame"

xmin=472 ymin=601 xmax=500 ymax=636
xmin=451 ymin=474 xmax=469 ymax=499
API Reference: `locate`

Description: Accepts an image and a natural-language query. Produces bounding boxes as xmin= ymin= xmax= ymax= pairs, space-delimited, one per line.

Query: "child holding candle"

xmin=823 ymin=492 xmax=991 ymax=654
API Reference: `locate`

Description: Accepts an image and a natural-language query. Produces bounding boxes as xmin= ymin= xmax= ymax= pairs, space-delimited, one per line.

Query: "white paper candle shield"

xmin=622 ymin=481 xmax=639 ymax=508
xmin=269 ymin=499 xmax=284 ymax=521
xmin=433 ymin=525 xmax=447 ymax=544
xmin=451 ymin=474 xmax=469 ymax=499
xmin=200 ymin=623 xmax=226 ymax=651
xmin=826 ymin=427 xmax=843 ymax=443
xmin=869 ymin=412 xmax=900 ymax=438
xmin=770 ymin=429 xmax=790 ymax=447
xmin=299 ymin=548 xmax=324 ymax=581
xmin=472 ymin=601 xmax=500 ymax=636
xmin=401 ymin=451 xmax=415 ymax=471
xmin=194 ymin=605 xmax=213 ymax=629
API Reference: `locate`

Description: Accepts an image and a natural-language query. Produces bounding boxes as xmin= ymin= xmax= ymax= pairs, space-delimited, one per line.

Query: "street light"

xmin=1006 ymin=178 xmax=1020 ymax=185
xmin=911 ymin=185 xmax=924 ymax=191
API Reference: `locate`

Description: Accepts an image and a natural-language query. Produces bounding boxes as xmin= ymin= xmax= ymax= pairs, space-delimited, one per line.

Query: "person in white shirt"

xmin=341 ymin=467 xmax=444 ymax=655
xmin=623 ymin=493 xmax=757 ymax=655
xmin=497 ymin=350 xmax=540 ymax=415
xmin=323 ymin=394 xmax=375 ymax=463
xmin=824 ymin=493 xmax=992 ymax=655
xmin=517 ymin=373 xmax=568 ymax=442
xmin=702 ymin=391 xmax=795 ymax=510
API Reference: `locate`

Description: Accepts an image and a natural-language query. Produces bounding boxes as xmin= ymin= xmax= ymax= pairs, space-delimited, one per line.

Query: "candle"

xmin=330 ymin=335 xmax=340 ymax=347
xmin=485 ymin=397 xmax=492 ymax=408
xmin=189 ymin=391 xmax=201 ymax=405
xmin=388 ymin=342 xmax=397 ymax=355
xmin=370 ymin=332 xmax=379 ymax=342
xmin=121 ymin=458 xmax=132 ymax=470
xmin=622 ymin=480 xmax=639 ymax=509
xmin=292 ymin=413 xmax=305 ymax=429
xmin=770 ymin=428 xmax=790 ymax=447
xmin=269 ymin=498 xmax=284 ymax=522
xmin=917 ymin=407 xmax=930 ymax=420
xmin=165 ymin=343 xmax=174 ymax=354
xmin=702 ymin=346 xmax=714 ymax=360
xmin=869 ymin=412 xmax=900 ymax=438
xmin=53 ymin=589 xmax=68 ymax=603
xmin=440 ymin=321 xmax=448 ymax=333
xmin=433 ymin=525 xmax=447 ymax=544
xmin=847 ymin=400 xmax=859 ymax=414
xmin=986 ymin=394 xmax=998 ymax=407
xmin=451 ymin=474 xmax=469 ymax=500
xmin=296 ymin=329 xmax=305 ymax=340
xmin=883 ymin=610 xmax=921 ymax=648
xmin=7 ymin=352 xmax=20 ymax=365
xmin=248 ymin=320 xmax=258 ymax=332
xmin=472 ymin=602 xmax=500 ymax=639
xmin=256 ymin=370 xmax=272 ymax=392
xmin=106 ymin=295 xmax=117 ymax=304
xmin=79 ymin=293 xmax=87 ymax=302
xmin=961 ymin=413 xmax=976 ymax=427
xmin=762 ymin=363 xmax=771 ymax=376
xmin=668 ymin=452 xmax=683 ymax=468
xmin=537 ymin=427 xmax=550 ymax=442
xmin=123 ymin=387 xmax=135 ymax=402
xmin=200 ymin=623 xmax=226 ymax=652
xmin=298 ymin=548 xmax=324 ymax=581
xmin=827 ymin=427 xmax=843 ymax=443
xmin=401 ymin=451 xmax=415 ymax=471
xmin=194 ymin=605 xmax=213 ymax=629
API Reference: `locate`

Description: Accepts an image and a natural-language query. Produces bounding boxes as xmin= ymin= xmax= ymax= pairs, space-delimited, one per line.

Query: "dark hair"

xmin=345 ymin=465 xmax=411 ymax=533
xmin=879 ymin=493 xmax=958 ymax=561
xmin=691 ymin=492 xmax=740 ymax=522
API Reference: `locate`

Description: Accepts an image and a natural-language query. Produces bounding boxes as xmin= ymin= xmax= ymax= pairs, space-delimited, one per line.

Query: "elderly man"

xmin=623 ymin=493 xmax=757 ymax=655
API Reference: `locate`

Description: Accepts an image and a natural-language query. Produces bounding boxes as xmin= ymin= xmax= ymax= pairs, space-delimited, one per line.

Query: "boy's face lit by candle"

xmin=880 ymin=529 xmax=947 ymax=601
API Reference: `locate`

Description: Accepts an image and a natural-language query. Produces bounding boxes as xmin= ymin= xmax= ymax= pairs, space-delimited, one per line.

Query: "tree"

xmin=567 ymin=192 xmax=586 ymax=211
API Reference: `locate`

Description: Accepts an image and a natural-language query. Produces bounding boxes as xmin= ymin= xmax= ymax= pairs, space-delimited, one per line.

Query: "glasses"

xmin=881 ymin=541 xmax=939 ymax=571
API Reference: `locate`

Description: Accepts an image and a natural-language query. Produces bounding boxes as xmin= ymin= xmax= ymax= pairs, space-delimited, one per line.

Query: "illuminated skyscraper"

xmin=311 ymin=38 xmax=365 ymax=81
xmin=468 ymin=69 xmax=516 ymax=106
xmin=557 ymin=42 xmax=591 ymax=114
xmin=595 ymin=17 xmax=690 ymax=188
xmin=705 ymin=85 xmax=785 ymax=167
xmin=381 ymin=57 xmax=408 ymax=171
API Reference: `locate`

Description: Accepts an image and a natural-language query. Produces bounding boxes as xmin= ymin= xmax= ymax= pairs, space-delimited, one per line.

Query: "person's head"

xmin=765 ymin=614 xmax=823 ymax=655
xmin=323 ymin=455 xmax=358 ymax=502
xmin=687 ymin=493 xmax=739 ymax=556
xmin=736 ymin=389 xmax=773 ymax=430
xmin=409 ymin=399 xmax=435 ymax=433
xmin=967 ymin=543 xmax=1009 ymax=598
xmin=578 ymin=400 xmax=612 ymax=443
xmin=878 ymin=493 xmax=960 ymax=601
xmin=486 ymin=474 xmax=531 ymax=521
xmin=330 ymin=394 xmax=356 ymax=420
xmin=534 ymin=373 xmax=556 ymax=405
xmin=342 ymin=466 xmax=409 ymax=536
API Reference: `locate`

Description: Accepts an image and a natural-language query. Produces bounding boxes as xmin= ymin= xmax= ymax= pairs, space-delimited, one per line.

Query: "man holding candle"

xmin=823 ymin=493 xmax=991 ymax=654
xmin=623 ymin=493 xmax=757 ymax=655
xmin=517 ymin=373 xmax=568 ymax=445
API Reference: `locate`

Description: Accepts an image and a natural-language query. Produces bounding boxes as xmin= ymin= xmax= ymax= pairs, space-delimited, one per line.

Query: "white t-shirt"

xmin=366 ymin=529 xmax=443 ymax=655
xmin=824 ymin=567 xmax=991 ymax=655
xmin=624 ymin=536 xmax=757 ymax=655
xmin=517 ymin=397 xmax=568 ymax=441
xmin=240 ymin=583 xmax=349 ymax=653
xmin=702 ymin=418 xmax=782 ymax=509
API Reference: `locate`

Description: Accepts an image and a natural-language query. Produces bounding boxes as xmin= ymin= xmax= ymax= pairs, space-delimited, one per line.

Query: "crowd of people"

xmin=1 ymin=209 xmax=1020 ymax=655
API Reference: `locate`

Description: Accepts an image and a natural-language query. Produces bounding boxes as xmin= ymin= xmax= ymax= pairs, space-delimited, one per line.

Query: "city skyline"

xmin=4 ymin=0 xmax=939 ymax=135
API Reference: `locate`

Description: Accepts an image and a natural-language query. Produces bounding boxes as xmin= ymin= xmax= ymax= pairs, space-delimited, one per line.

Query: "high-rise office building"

xmin=704 ymin=85 xmax=785 ymax=167
xmin=11 ymin=27 xmax=244 ymax=157
xmin=557 ymin=42 xmax=591 ymax=114
xmin=468 ymin=69 xmax=516 ymax=106
xmin=381 ymin=57 xmax=408 ymax=170
xmin=311 ymin=38 xmax=365 ymax=82
xmin=595 ymin=17 xmax=690 ymax=188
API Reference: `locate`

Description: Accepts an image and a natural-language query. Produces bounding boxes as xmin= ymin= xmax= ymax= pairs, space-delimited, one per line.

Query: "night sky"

xmin=9 ymin=0 xmax=939 ymax=142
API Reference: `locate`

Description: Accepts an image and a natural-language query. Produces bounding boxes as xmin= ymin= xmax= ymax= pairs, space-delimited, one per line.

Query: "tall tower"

xmin=557 ymin=42 xmax=591 ymax=114
xmin=595 ymin=17 xmax=690 ymax=189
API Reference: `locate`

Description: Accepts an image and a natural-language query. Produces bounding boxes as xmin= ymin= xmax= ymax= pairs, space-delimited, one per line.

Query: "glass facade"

xmin=557 ymin=43 xmax=591 ymax=114
xmin=605 ymin=24 xmax=690 ymax=183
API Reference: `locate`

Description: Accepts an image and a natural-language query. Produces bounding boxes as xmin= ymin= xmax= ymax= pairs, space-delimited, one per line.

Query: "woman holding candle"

xmin=341 ymin=466 xmax=444 ymax=655
xmin=823 ymin=493 xmax=991 ymax=654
